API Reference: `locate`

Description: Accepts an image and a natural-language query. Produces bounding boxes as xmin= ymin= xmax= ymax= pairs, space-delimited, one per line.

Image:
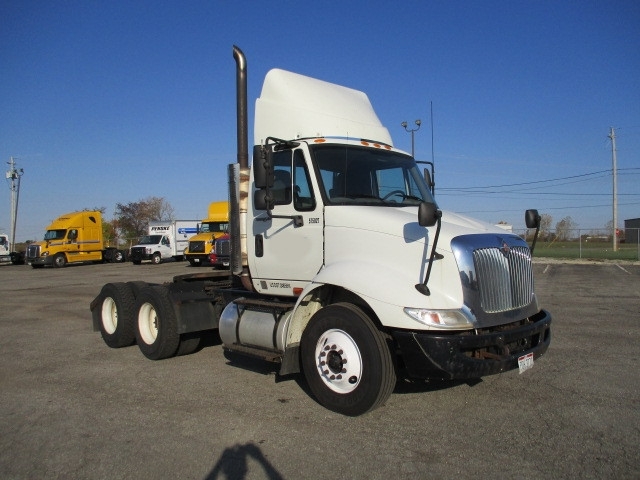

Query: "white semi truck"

xmin=91 ymin=46 xmax=551 ymax=416
xmin=129 ymin=220 xmax=198 ymax=264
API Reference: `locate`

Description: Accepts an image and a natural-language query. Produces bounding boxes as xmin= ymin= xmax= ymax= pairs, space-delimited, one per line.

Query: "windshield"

xmin=200 ymin=222 xmax=229 ymax=233
xmin=137 ymin=235 xmax=163 ymax=245
xmin=310 ymin=145 xmax=436 ymax=206
xmin=44 ymin=229 xmax=67 ymax=241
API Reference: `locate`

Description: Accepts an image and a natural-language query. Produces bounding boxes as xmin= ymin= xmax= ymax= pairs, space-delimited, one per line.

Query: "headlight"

xmin=145 ymin=247 xmax=152 ymax=254
xmin=403 ymin=307 xmax=475 ymax=329
xmin=41 ymin=251 xmax=49 ymax=256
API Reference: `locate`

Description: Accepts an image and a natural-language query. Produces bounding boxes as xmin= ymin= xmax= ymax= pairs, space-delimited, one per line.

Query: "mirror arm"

xmin=415 ymin=210 xmax=443 ymax=296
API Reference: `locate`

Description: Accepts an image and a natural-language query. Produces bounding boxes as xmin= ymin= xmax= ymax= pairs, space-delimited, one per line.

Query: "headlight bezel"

xmin=403 ymin=306 xmax=476 ymax=330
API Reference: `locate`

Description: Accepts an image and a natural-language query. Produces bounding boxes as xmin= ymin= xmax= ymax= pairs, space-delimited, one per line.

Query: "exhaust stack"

xmin=230 ymin=46 xmax=252 ymax=289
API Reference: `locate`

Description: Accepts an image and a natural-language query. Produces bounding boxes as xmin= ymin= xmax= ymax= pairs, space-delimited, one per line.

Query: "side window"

xmin=272 ymin=151 xmax=292 ymax=205
xmin=293 ymin=150 xmax=316 ymax=211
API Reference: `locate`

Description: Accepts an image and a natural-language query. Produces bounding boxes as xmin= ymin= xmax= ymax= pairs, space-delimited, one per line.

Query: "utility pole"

xmin=608 ymin=127 xmax=618 ymax=252
xmin=5 ymin=157 xmax=24 ymax=248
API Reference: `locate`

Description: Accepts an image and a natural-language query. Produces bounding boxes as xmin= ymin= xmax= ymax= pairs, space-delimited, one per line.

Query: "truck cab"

xmin=130 ymin=234 xmax=173 ymax=264
xmin=26 ymin=211 xmax=110 ymax=268
xmin=90 ymin=47 xmax=551 ymax=416
xmin=185 ymin=201 xmax=229 ymax=266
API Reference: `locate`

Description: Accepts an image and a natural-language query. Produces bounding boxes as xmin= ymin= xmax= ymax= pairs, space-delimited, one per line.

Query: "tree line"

xmin=101 ymin=196 xmax=175 ymax=245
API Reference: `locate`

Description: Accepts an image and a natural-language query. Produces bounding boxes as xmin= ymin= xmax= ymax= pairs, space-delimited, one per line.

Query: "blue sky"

xmin=2 ymin=0 xmax=639 ymax=242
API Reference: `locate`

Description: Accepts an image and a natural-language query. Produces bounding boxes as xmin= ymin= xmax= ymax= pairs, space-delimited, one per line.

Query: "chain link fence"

xmin=515 ymin=228 xmax=640 ymax=261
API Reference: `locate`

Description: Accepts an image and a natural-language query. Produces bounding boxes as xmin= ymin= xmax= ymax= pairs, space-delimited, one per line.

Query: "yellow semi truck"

xmin=184 ymin=201 xmax=229 ymax=266
xmin=26 ymin=210 xmax=125 ymax=268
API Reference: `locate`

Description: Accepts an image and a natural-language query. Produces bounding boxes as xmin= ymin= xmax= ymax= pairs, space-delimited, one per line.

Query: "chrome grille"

xmin=27 ymin=244 xmax=40 ymax=259
xmin=473 ymin=246 xmax=533 ymax=313
xmin=189 ymin=241 xmax=205 ymax=253
xmin=216 ymin=238 xmax=231 ymax=256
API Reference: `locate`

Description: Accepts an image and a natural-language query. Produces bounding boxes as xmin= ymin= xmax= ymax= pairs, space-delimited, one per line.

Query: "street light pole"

xmin=401 ymin=119 xmax=421 ymax=157
xmin=6 ymin=157 xmax=24 ymax=248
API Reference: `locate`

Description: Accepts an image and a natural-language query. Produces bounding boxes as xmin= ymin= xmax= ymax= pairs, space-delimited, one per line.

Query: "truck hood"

xmin=321 ymin=205 xmax=523 ymax=317
xmin=325 ymin=205 xmax=504 ymax=253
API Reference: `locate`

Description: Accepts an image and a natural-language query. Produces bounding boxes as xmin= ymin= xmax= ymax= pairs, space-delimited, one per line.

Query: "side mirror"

xmin=254 ymin=189 xmax=274 ymax=211
xmin=525 ymin=209 xmax=541 ymax=229
xmin=253 ymin=145 xmax=274 ymax=188
xmin=525 ymin=209 xmax=541 ymax=254
xmin=418 ymin=202 xmax=441 ymax=227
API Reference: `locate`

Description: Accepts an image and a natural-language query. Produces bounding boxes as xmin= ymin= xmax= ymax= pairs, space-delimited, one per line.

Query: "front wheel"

xmin=151 ymin=253 xmax=162 ymax=265
xmin=300 ymin=303 xmax=396 ymax=416
xmin=53 ymin=253 xmax=67 ymax=268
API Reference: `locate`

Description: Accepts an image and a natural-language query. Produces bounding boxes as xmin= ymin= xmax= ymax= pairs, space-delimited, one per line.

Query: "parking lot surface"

xmin=1 ymin=260 xmax=639 ymax=479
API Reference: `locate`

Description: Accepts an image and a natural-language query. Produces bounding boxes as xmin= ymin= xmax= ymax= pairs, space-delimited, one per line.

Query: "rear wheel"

xmin=135 ymin=285 xmax=180 ymax=360
xmin=300 ymin=303 xmax=396 ymax=416
xmin=96 ymin=283 xmax=136 ymax=348
xmin=176 ymin=332 xmax=202 ymax=356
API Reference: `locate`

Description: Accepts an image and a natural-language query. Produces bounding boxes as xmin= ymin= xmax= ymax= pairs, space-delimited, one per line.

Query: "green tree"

xmin=114 ymin=197 xmax=175 ymax=241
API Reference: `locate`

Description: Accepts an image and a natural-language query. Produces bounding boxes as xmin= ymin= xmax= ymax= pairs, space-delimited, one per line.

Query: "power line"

xmin=439 ymin=168 xmax=639 ymax=193
xmin=439 ymin=169 xmax=610 ymax=191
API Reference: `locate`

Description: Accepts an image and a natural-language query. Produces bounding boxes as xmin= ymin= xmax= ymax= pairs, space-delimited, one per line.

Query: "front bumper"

xmin=27 ymin=256 xmax=53 ymax=266
xmin=187 ymin=254 xmax=209 ymax=264
xmin=392 ymin=309 xmax=551 ymax=380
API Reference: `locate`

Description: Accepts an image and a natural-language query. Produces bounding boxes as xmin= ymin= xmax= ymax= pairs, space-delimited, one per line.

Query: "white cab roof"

xmin=254 ymin=68 xmax=392 ymax=147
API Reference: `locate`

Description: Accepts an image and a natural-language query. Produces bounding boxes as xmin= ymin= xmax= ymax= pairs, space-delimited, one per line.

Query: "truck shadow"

xmin=393 ymin=377 xmax=482 ymax=394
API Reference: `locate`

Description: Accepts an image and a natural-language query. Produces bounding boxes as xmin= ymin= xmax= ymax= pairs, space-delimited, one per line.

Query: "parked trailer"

xmin=91 ymin=47 xmax=551 ymax=416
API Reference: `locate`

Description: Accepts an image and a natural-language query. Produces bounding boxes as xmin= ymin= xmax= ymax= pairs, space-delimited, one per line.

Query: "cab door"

xmin=250 ymin=148 xmax=324 ymax=294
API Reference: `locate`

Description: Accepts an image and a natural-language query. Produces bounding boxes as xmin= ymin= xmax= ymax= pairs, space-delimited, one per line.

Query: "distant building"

xmin=624 ymin=218 xmax=640 ymax=243
xmin=495 ymin=223 xmax=513 ymax=232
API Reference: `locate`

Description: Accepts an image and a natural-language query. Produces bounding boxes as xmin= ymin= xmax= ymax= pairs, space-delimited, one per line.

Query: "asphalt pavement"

xmin=0 ymin=259 xmax=638 ymax=479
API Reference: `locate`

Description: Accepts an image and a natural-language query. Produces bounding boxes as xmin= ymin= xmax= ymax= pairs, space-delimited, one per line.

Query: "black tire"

xmin=127 ymin=281 xmax=150 ymax=300
xmin=300 ymin=303 xmax=396 ymax=416
xmin=135 ymin=285 xmax=180 ymax=360
xmin=53 ymin=253 xmax=67 ymax=268
xmin=175 ymin=332 xmax=202 ymax=356
xmin=95 ymin=282 xmax=136 ymax=348
xmin=151 ymin=253 xmax=162 ymax=265
xmin=114 ymin=250 xmax=124 ymax=262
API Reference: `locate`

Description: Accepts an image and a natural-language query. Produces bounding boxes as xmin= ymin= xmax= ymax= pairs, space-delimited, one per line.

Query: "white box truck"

xmin=129 ymin=220 xmax=198 ymax=264
xmin=91 ymin=46 xmax=551 ymax=416
xmin=0 ymin=233 xmax=11 ymax=264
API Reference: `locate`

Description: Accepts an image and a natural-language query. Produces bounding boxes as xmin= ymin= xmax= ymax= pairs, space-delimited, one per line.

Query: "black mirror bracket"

xmin=416 ymin=207 xmax=443 ymax=296
xmin=525 ymin=209 xmax=541 ymax=255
